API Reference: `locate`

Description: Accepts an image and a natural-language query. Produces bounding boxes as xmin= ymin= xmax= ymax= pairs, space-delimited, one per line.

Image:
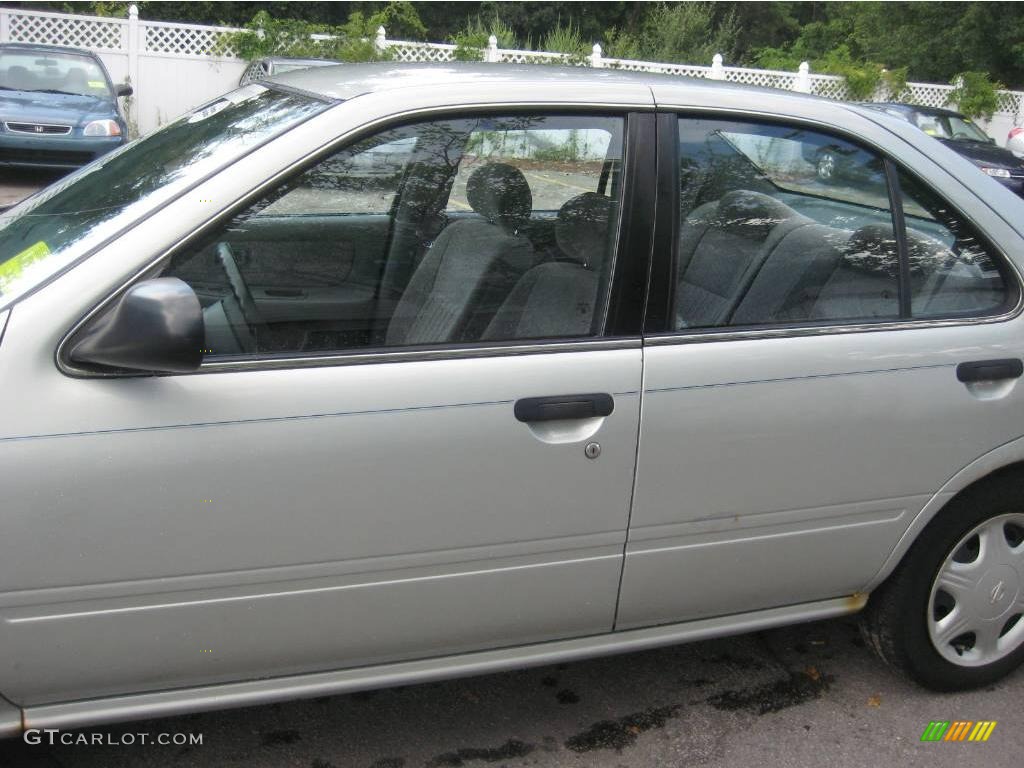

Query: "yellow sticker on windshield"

xmin=0 ymin=241 xmax=50 ymax=292
xmin=88 ymin=80 xmax=106 ymax=89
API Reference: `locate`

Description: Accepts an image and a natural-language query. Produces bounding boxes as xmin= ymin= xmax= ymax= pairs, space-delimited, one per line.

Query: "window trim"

xmin=883 ymin=158 xmax=913 ymax=320
xmin=57 ymin=103 xmax=653 ymax=379
xmin=645 ymin=109 xmax=1024 ymax=344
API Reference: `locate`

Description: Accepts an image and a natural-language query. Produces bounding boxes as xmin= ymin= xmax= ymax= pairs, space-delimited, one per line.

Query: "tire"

xmin=860 ymin=472 xmax=1024 ymax=691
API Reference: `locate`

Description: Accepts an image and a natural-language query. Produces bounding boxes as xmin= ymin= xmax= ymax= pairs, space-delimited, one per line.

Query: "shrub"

xmin=948 ymin=71 xmax=1004 ymax=120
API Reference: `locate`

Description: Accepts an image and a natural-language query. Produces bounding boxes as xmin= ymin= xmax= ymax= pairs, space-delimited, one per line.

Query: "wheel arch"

xmin=864 ymin=436 xmax=1024 ymax=592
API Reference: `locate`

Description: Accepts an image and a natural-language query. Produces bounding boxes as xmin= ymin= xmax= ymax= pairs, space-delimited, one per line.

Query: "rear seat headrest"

xmin=905 ymin=229 xmax=957 ymax=275
xmin=555 ymin=192 xmax=614 ymax=268
xmin=844 ymin=224 xmax=899 ymax=277
xmin=466 ymin=163 xmax=532 ymax=231
xmin=844 ymin=224 xmax=954 ymax=277
xmin=714 ymin=190 xmax=799 ymax=239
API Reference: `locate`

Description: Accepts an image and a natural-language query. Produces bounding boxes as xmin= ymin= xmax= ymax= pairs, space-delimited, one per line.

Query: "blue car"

xmin=0 ymin=43 xmax=131 ymax=170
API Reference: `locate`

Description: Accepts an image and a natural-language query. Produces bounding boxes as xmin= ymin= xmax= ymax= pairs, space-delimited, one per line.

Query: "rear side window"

xmin=672 ymin=117 xmax=1014 ymax=333
xmin=674 ymin=118 xmax=899 ymax=329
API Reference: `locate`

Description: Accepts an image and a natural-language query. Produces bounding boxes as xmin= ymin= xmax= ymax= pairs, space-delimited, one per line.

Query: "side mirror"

xmin=69 ymin=278 xmax=204 ymax=373
xmin=116 ymin=83 xmax=133 ymax=98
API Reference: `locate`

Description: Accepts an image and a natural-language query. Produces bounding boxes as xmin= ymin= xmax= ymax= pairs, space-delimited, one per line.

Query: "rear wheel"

xmin=860 ymin=474 xmax=1024 ymax=690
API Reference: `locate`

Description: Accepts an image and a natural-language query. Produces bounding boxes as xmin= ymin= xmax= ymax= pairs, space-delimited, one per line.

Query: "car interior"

xmin=170 ymin=117 xmax=622 ymax=359
xmin=0 ymin=53 xmax=108 ymax=95
xmin=673 ymin=125 xmax=1010 ymax=329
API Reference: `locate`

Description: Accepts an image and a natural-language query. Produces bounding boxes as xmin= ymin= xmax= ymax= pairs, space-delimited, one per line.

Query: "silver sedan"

xmin=1 ymin=63 xmax=1023 ymax=736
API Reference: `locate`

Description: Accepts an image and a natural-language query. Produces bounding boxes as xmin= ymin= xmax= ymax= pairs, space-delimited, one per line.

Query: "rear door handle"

xmin=956 ymin=358 xmax=1024 ymax=383
xmin=514 ymin=393 xmax=614 ymax=423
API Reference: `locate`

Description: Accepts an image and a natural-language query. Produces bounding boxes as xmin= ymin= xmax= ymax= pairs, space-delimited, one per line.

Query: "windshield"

xmin=0 ymin=49 xmax=112 ymax=98
xmin=0 ymin=84 xmax=329 ymax=307
xmin=913 ymin=112 xmax=991 ymax=143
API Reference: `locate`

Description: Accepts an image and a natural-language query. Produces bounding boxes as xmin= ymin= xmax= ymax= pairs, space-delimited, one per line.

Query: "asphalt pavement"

xmin=1 ymin=615 xmax=1021 ymax=768
xmin=0 ymin=170 xmax=58 ymax=208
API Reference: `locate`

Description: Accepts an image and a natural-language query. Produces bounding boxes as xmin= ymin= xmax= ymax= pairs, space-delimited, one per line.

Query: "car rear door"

xmin=616 ymin=110 xmax=1024 ymax=630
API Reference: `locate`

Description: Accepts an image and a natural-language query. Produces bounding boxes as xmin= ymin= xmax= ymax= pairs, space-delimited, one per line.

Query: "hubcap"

xmin=817 ymin=153 xmax=835 ymax=180
xmin=928 ymin=514 xmax=1024 ymax=667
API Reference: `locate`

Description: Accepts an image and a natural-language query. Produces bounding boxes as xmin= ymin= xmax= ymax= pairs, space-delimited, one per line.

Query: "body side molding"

xmin=21 ymin=595 xmax=862 ymax=733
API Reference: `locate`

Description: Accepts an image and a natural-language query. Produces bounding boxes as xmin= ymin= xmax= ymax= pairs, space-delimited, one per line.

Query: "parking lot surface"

xmin=1 ymin=616 xmax=1020 ymax=767
xmin=0 ymin=170 xmax=56 ymax=208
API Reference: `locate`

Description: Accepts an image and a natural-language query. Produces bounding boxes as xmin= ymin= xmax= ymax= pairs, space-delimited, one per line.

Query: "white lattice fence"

xmin=724 ymin=66 xmax=799 ymax=92
xmin=5 ymin=8 xmax=125 ymax=52
xmin=499 ymin=48 xmax=573 ymax=66
xmin=808 ymin=74 xmax=850 ymax=101
xmin=997 ymin=91 xmax=1023 ymax=120
xmin=904 ymin=83 xmax=956 ymax=109
xmin=388 ymin=41 xmax=456 ymax=63
xmin=143 ymin=20 xmax=238 ymax=58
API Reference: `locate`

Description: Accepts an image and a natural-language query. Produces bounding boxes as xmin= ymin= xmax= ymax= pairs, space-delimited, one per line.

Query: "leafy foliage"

xmin=541 ymin=20 xmax=587 ymax=57
xmin=604 ymin=2 xmax=739 ymax=64
xmin=948 ymin=72 xmax=1005 ymax=119
xmin=215 ymin=3 xmax=426 ymax=63
xmin=450 ymin=13 xmax=520 ymax=62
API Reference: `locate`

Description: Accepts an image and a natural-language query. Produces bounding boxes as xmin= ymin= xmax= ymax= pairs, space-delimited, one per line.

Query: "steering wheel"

xmin=216 ymin=242 xmax=265 ymax=327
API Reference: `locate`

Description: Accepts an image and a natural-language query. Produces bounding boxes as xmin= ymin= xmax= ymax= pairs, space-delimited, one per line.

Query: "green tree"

xmin=604 ymin=2 xmax=740 ymax=64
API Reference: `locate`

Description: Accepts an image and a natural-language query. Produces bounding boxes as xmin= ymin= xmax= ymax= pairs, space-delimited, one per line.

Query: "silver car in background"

xmin=1 ymin=64 xmax=1023 ymax=736
xmin=238 ymin=56 xmax=337 ymax=86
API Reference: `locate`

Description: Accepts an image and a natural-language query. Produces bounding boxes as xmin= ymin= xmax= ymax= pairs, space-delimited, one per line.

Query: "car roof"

xmin=262 ymin=56 xmax=336 ymax=66
xmin=0 ymin=42 xmax=99 ymax=59
xmin=271 ymin=61 xmax=833 ymax=106
xmin=865 ymin=102 xmax=965 ymax=119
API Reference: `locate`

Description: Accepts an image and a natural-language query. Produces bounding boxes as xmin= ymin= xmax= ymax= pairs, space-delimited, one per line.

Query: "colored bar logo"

xmin=921 ymin=721 xmax=997 ymax=742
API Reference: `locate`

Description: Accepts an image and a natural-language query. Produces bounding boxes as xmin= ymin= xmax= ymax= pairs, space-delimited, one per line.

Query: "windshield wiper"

xmin=30 ymin=88 xmax=99 ymax=99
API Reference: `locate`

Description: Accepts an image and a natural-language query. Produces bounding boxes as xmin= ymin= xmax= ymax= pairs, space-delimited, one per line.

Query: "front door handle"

xmin=956 ymin=358 xmax=1024 ymax=383
xmin=514 ymin=393 xmax=614 ymax=423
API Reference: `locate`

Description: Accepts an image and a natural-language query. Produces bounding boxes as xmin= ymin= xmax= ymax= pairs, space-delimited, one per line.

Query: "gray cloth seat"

xmin=733 ymin=222 xmax=903 ymax=324
xmin=484 ymin=192 xmax=614 ymax=341
xmin=385 ymin=163 xmax=535 ymax=346
xmin=676 ymin=190 xmax=811 ymax=328
xmin=807 ymin=223 xmax=901 ymax=320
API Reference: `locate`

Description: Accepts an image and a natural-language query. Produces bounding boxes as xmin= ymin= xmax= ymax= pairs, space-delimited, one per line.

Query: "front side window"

xmin=161 ymin=114 xmax=625 ymax=359
xmin=674 ymin=118 xmax=899 ymax=330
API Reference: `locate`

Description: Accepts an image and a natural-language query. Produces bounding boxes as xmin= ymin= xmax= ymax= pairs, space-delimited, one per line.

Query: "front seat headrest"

xmin=556 ymin=192 xmax=614 ymax=268
xmin=466 ymin=163 xmax=532 ymax=231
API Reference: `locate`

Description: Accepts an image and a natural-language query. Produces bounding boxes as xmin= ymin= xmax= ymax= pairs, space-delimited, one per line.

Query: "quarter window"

xmin=162 ymin=114 xmax=625 ymax=359
xmin=897 ymin=169 xmax=1012 ymax=318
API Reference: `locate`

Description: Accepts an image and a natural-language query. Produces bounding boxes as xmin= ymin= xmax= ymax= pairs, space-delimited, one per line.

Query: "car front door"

xmin=0 ymin=111 xmax=653 ymax=706
xmin=617 ymin=112 xmax=1024 ymax=629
